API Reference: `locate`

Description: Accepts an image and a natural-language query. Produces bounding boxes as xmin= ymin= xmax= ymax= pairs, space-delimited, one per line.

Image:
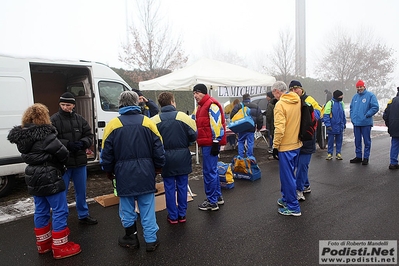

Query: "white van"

xmin=0 ymin=55 xmax=133 ymax=197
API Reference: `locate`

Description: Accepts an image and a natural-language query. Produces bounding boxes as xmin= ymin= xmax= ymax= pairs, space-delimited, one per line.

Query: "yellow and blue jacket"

xmin=100 ymin=105 xmax=165 ymax=197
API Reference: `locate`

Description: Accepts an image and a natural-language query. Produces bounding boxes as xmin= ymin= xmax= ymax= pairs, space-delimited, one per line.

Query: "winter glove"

xmin=211 ymin=140 xmax=220 ymax=156
xmin=326 ymin=127 xmax=332 ymax=131
xmin=74 ymin=141 xmax=85 ymax=150
xmin=106 ymin=172 xmax=115 ymax=181
xmin=67 ymin=141 xmax=80 ymax=152
xmin=272 ymin=148 xmax=279 ymax=160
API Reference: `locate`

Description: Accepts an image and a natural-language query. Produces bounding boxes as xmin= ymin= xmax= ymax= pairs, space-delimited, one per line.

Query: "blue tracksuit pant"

xmin=119 ymin=193 xmax=159 ymax=243
xmin=279 ymin=148 xmax=300 ymax=212
xmin=34 ymin=192 xmax=69 ymax=232
xmin=63 ymin=165 xmax=89 ymax=219
xmin=163 ymin=174 xmax=188 ymax=220
xmin=238 ymin=131 xmax=255 ymax=157
xmin=390 ymin=137 xmax=399 ymax=165
xmin=201 ymin=146 xmax=222 ymax=204
xmin=296 ymin=153 xmax=311 ymax=192
xmin=327 ymin=132 xmax=343 ymax=155
xmin=353 ymin=126 xmax=372 ymax=159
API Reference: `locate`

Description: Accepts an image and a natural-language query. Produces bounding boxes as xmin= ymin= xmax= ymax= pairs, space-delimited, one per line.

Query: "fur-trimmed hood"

xmin=7 ymin=124 xmax=57 ymax=154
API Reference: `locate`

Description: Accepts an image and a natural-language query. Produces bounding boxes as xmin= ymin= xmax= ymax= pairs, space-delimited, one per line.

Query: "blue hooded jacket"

xmin=350 ymin=90 xmax=379 ymax=126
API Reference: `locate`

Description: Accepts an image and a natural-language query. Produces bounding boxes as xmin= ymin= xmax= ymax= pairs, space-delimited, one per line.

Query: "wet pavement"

xmin=0 ymin=131 xmax=398 ymax=265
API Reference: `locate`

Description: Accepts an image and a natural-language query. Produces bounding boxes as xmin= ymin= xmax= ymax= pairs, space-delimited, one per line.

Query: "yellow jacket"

xmin=273 ymin=92 xmax=303 ymax=152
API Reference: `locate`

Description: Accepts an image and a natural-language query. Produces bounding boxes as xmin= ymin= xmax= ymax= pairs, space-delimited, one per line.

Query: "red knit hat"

xmin=356 ymin=80 xmax=365 ymax=87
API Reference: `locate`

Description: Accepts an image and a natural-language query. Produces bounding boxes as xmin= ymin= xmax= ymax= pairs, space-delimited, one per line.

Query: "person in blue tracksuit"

xmin=324 ymin=90 xmax=346 ymax=160
xmin=151 ymin=92 xmax=197 ymax=224
xmin=349 ymin=80 xmax=379 ymax=165
xmin=230 ymin=93 xmax=263 ymax=158
xmin=101 ymin=91 xmax=165 ymax=252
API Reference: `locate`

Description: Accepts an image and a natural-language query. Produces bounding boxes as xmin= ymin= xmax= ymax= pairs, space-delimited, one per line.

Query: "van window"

xmin=68 ymin=84 xmax=86 ymax=96
xmin=98 ymin=81 xmax=128 ymax=111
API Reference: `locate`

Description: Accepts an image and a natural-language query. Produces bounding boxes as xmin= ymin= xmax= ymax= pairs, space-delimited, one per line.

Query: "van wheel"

xmin=0 ymin=175 xmax=16 ymax=197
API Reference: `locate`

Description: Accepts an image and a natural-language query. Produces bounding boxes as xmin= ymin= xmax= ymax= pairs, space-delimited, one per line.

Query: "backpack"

xmin=299 ymin=99 xmax=317 ymax=141
xmin=320 ymin=100 xmax=333 ymax=121
xmin=320 ymin=100 xmax=344 ymax=122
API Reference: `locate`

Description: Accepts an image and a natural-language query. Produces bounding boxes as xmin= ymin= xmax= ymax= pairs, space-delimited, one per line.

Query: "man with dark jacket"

xmin=101 ymin=91 xmax=165 ymax=252
xmin=230 ymin=93 xmax=263 ymax=158
xmin=151 ymin=92 xmax=197 ymax=224
xmin=133 ymin=89 xmax=159 ymax=117
xmin=51 ymin=92 xmax=97 ymax=225
xmin=290 ymin=80 xmax=320 ymax=201
xmin=383 ymin=94 xmax=399 ymax=170
xmin=265 ymin=91 xmax=277 ymax=154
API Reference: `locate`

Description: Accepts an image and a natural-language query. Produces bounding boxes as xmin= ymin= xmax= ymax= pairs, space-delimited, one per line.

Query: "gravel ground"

xmin=0 ymin=117 xmax=388 ymax=207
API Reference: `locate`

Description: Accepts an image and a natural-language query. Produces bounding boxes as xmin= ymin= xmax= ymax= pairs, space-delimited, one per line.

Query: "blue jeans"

xmin=34 ymin=192 xmax=69 ymax=231
xmin=296 ymin=153 xmax=312 ymax=192
xmin=238 ymin=131 xmax=255 ymax=157
xmin=119 ymin=193 xmax=159 ymax=243
xmin=163 ymin=175 xmax=188 ymax=220
xmin=353 ymin=126 xmax=372 ymax=159
xmin=278 ymin=148 xmax=300 ymax=212
xmin=201 ymin=146 xmax=222 ymax=204
xmin=63 ymin=166 xmax=89 ymax=219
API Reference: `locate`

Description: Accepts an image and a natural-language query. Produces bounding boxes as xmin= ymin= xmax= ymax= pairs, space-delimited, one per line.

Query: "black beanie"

xmin=59 ymin=92 xmax=76 ymax=104
xmin=289 ymin=80 xmax=302 ymax=88
xmin=132 ymin=89 xmax=143 ymax=97
xmin=333 ymin=90 xmax=343 ymax=99
xmin=193 ymin=84 xmax=208 ymax=94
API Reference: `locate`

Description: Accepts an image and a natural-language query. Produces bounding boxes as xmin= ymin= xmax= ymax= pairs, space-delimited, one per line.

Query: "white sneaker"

xmin=296 ymin=190 xmax=305 ymax=201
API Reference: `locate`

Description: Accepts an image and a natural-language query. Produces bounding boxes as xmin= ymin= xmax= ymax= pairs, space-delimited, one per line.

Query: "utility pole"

xmin=295 ymin=0 xmax=306 ymax=77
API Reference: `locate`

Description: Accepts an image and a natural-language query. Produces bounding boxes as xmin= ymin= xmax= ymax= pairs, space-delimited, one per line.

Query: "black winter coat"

xmin=383 ymin=96 xmax=399 ymax=138
xmin=51 ymin=109 xmax=93 ymax=168
xmin=7 ymin=124 xmax=68 ymax=196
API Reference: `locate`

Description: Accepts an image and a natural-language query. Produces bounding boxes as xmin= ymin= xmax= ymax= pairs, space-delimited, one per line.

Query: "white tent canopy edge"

xmin=139 ymin=58 xmax=276 ymax=91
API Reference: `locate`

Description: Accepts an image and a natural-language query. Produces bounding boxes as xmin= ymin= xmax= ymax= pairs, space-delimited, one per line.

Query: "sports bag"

xmin=231 ymin=155 xmax=261 ymax=181
xmin=228 ymin=103 xmax=255 ymax=133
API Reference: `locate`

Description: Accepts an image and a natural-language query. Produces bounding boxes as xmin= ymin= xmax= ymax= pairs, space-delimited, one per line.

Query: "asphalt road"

xmin=0 ymin=132 xmax=398 ymax=266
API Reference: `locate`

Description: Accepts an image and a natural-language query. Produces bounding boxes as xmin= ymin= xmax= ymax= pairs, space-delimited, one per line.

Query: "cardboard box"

xmin=94 ymin=182 xmax=194 ymax=212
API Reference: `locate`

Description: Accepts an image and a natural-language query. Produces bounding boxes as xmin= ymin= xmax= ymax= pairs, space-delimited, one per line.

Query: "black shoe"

xmin=362 ymin=159 xmax=369 ymax=165
xmin=350 ymin=157 xmax=362 ymax=163
xmin=118 ymin=234 xmax=140 ymax=249
xmin=389 ymin=164 xmax=399 ymax=170
xmin=217 ymin=196 xmax=224 ymax=205
xmin=118 ymin=224 xmax=139 ymax=249
xmin=178 ymin=216 xmax=186 ymax=223
xmin=79 ymin=216 xmax=98 ymax=225
xmin=146 ymin=240 xmax=159 ymax=252
xmin=198 ymin=200 xmax=219 ymax=211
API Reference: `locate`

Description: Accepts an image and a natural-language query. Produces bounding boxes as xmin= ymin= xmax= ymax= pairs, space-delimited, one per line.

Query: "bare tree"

xmin=119 ymin=0 xmax=187 ymax=78
xmin=265 ymin=29 xmax=296 ymax=84
xmin=315 ymin=28 xmax=396 ymax=90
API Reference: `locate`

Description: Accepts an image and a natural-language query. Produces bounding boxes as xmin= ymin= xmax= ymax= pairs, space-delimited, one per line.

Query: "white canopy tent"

xmin=139 ymin=58 xmax=275 ymax=91
xmin=139 ymin=58 xmax=276 ymax=164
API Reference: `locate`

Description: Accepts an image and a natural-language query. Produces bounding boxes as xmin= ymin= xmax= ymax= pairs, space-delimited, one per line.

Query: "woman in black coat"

xmin=7 ymin=103 xmax=81 ymax=259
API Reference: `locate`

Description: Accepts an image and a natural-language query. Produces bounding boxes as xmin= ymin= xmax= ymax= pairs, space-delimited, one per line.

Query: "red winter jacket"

xmin=195 ymin=94 xmax=227 ymax=146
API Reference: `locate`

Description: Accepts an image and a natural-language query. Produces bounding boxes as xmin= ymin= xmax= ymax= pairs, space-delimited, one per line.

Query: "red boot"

xmin=52 ymin=227 xmax=81 ymax=259
xmin=34 ymin=223 xmax=52 ymax=254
